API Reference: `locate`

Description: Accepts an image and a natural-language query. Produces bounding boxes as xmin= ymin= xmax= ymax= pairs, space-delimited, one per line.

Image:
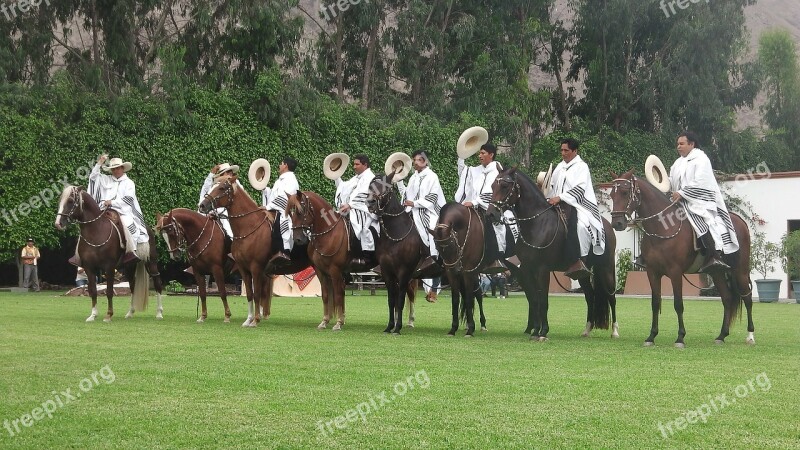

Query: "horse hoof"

xmin=103 ymin=316 xmax=112 ymax=323
xmin=580 ymin=332 xmax=590 ymax=338
xmin=196 ymin=318 xmax=205 ymax=324
xmin=745 ymin=337 xmax=755 ymax=345
xmin=156 ymin=313 xmax=163 ymax=320
xmin=643 ymin=341 xmax=655 ymax=347
xmin=407 ymin=323 xmax=415 ymax=328
xmin=480 ymin=327 xmax=488 ymax=332
xmin=611 ymin=332 xmax=620 ymax=339
xmin=242 ymin=319 xmax=253 ymax=327
xmin=714 ymin=339 xmax=724 ymax=345
xmin=223 ymin=318 xmax=231 ymax=324
xmin=391 ymin=331 xmax=401 ymax=336
xmin=446 ymin=333 xmax=455 ymax=337
xmin=124 ymin=312 xmax=133 ymax=319
xmin=674 ymin=342 xmax=685 ymax=349
xmin=332 ymin=323 xmax=342 ymax=332
xmin=538 ymin=336 xmax=549 ymax=342
xmin=317 ymin=321 xmax=328 ymax=330
xmin=85 ymin=315 xmax=96 ymax=322
xmin=464 ymin=334 xmax=473 ymax=338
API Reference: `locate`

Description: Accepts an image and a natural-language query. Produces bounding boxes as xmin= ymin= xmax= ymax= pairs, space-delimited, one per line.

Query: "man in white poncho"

xmin=669 ymin=131 xmax=738 ymax=273
xmin=396 ymin=150 xmax=446 ymax=278
xmin=335 ymin=154 xmax=379 ymax=267
xmin=547 ymin=138 xmax=605 ymax=280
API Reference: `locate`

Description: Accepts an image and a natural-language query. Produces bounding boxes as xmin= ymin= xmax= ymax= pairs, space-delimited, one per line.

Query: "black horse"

xmin=366 ymin=174 xmax=426 ymax=334
xmin=487 ymin=167 xmax=618 ymax=341
xmin=431 ymin=202 xmax=489 ymax=337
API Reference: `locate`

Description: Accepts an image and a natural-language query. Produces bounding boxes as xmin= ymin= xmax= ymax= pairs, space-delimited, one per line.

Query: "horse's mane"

xmin=506 ymin=168 xmax=547 ymax=203
xmin=58 ymin=185 xmax=91 ymax=211
xmin=620 ymin=169 xmax=671 ymax=206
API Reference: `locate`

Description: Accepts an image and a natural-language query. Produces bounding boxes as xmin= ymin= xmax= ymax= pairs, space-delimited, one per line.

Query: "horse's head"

xmin=609 ymin=170 xmax=639 ymax=231
xmin=198 ymin=174 xmax=236 ymax=214
xmin=155 ymin=211 xmax=184 ymax=260
xmin=487 ymin=167 xmax=519 ymax=222
xmin=431 ymin=203 xmax=471 ymax=273
xmin=286 ymin=192 xmax=310 ymax=246
xmin=55 ymin=185 xmax=84 ymax=230
xmin=366 ymin=175 xmax=393 ymax=215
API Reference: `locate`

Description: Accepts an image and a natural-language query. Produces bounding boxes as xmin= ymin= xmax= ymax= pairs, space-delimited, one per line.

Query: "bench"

xmin=351 ymin=271 xmax=384 ymax=295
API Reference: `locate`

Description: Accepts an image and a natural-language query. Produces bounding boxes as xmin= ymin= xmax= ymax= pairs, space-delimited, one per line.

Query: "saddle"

xmin=103 ymin=210 xmax=128 ymax=249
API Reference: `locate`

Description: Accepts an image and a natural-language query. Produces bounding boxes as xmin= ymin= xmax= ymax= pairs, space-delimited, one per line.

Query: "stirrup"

xmin=68 ymin=255 xmax=81 ymax=267
xmin=698 ymin=258 xmax=730 ymax=274
xmin=564 ymin=259 xmax=590 ymax=280
xmin=121 ymin=252 xmax=139 ymax=264
xmin=412 ymin=256 xmax=443 ymax=279
xmin=481 ymin=260 xmax=506 ymax=275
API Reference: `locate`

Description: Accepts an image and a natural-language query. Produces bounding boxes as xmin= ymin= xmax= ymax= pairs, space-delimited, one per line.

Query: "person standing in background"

xmin=21 ymin=238 xmax=41 ymax=292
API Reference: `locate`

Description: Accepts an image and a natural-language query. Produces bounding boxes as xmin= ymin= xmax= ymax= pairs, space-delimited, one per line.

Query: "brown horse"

xmin=487 ymin=167 xmax=618 ymax=341
xmin=286 ymin=190 xmax=419 ymax=331
xmin=55 ymin=185 xmax=164 ymax=322
xmin=609 ymin=170 xmax=754 ymax=347
xmin=155 ymin=208 xmax=233 ymax=323
xmin=198 ymin=174 xmax=302 ymax=327
xmin=430 ymin=202 xmax=489 ymax=337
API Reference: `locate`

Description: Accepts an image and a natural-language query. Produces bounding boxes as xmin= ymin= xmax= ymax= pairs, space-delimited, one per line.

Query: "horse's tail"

xmin=589 ymin=259 xmax=614 ymax=330
xmin=132 ymin=259 xmax=149 ymax=312
xmin=725 ymin=251 xmax=744 ymax=325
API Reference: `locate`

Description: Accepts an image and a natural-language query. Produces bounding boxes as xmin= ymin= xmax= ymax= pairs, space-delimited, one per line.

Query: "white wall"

xmin=599 ymin=172 xmax=800 ymax=299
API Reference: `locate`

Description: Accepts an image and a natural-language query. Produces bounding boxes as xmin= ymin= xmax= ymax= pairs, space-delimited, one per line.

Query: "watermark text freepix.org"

xmin=657 ymin=372 xmax=771 ymax=439
xmin=316 ymin=369 xmax=430 ymax=437
xmin=3 ymin=365 xmax=116 ymax=437
xmin=1 ymin=0 xmax=50 ymax=21
xmin=660 ymin=0 xmax=711 ymax=18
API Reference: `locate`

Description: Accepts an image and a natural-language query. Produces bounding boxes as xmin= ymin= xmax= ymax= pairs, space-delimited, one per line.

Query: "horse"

xmin=608 ymin=170 xmax=754 ymax=347
xmin=487 ymin=167 xmax=618 ymax=341
xmin=287 ymin=190 xmax=421 ymax=331
xmin=155 ymin=208 xmax=233 ymax=323
xmin=364 ymin=174 xmax=453 ymax=334
xmin=430 ymin=202 xmax=489 ymax=337
xmin=55 ymin=185 xmax=164 ymax=322
xmin=198 ymin=174 xmax=306 ymax=327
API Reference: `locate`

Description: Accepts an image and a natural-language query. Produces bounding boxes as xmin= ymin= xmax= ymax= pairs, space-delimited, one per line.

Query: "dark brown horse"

xmin=156 ymin=208 xmax=233 ymax=323
xmin=366 ymin=174 xmax=446 ymax=334
xmin=198 ymin=174 xmax=290 ymax=327
xmin=487 ymin=168 xmax=618 ymax=341
xmin=287 ymin=190 xmax=419 ymax=331
xmin=430 ymin=203 xmax=489 ymax=336
xmin=609 ymin=170 xmax=754 ymax=347
xmin=55 ymin=185 xmax=164 ymax=322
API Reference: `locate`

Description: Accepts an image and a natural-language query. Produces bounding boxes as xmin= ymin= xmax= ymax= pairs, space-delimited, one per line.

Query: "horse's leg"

xmin=602 ymin=263 xmax=620 ymax=338
xmin=518 ymin=275 xmax=536 ymax=335
xmin=261 ymin=276 xmax=273 ymax=321
xmin=447 ymin=276 xmax=460 ymax=336
xmin=477 ymin=287 xmax=487 ymax=332
xmin=316 ymin=271 xmax=331 ymax=330
xmin=332 ymin=272 xmax=346 ymax=331
xmin=579 ymin=277 xmax=596 ymax=337
xmin=712 ymin=271 xmax=734 ymax=344
xmin=250 ymin=268 xmax=264 ymax=326
xmin=240 ymin=270 xmax=255 ymax=327
xmin=384 ymin=278 xmax=398 ymax=333
xmin=534 ymin=270 xmax=550 ymax=341
xmin=195 ymin=271 xmax=208 ymax=323
xmin=104 ymin=268 xmax=115 ymax=323
xmin=86 ymin=270 xmax=98 ymax=322
xmin=737 ymin=269 xmax=755 ymax=344
xmin=212 ymin=266 xmax=231 ymax=323
xmin=406 ymin=280 xmax=416 ymax=328
xmin=671 ymin=274 xmax=687 ymax=348
xmin=644 ymin=269 xmax=662 ymax=346
xmin=124 ymin=263 xmax=137 ymax=319
xmin=149 ymin=260 xmax=164 ymax=320
xmin=393 ymin=277 xmax=409 ymax=335
xmin=464 ymin=279 xmax=476 ymax=337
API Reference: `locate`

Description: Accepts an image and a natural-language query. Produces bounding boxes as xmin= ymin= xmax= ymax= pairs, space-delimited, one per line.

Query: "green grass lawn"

xmin=1 ymin=290 xmax=798 ymax=449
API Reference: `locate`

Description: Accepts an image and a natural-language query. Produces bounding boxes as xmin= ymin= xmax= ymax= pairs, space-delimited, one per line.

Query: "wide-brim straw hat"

xmin=645 ymin=155 xmax=670 ymax=193
xmin=384 ymin=152 xmax=413 ymax=183
xmin=248 ymin=159 xmax=271 ymax=190
xmin=214 ymin=163 xmax=240 ymax=179
xmin=536 ymin=163 xmax=554 ymax=197
xmin=102 ymin=157 xmax=132 ymax=172
xmin=323 ymin=153 xmax=350 ymax=180
xmin=457 ymin=126 xmax=489 ymax=159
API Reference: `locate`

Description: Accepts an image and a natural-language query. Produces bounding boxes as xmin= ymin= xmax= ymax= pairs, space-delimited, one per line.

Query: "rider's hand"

xmin=463 ymin=201 xmax=474 ymax=207
xmin=671 ymin=192 xmax=682 ymax=202
xmin=339 ymin=204 xmax=351 ymax=214
xmin=97 ymin=154 xmax=108 ymax=165
xmin=103 ymin=200 xmax=112 ymax=208
xmin=547 ymin=196 xmax=560 ymax=205
xmin=403 ymin=200 xmax=414 ymax=207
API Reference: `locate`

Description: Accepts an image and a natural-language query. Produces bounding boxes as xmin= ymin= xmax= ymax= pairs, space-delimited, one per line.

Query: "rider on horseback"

xmin=669 ymin=131 xmax=738 ymax=273
xmin=334 ymin=154 xmax=379 ymax=268
xmin=69 ymin=154 xmax=146 ymax=267
xmin=396 ymin=150 xmax=447 ymax=278
xmin=265 ymin=157 xmax=300 ymax=267
xmin=547 ymin=138 xmax=605 ymax=280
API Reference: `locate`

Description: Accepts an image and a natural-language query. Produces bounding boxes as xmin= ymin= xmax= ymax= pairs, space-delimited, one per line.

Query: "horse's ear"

xmin=610 ymin=171 xmax=618 ymax=179
xmin=508 ymin=165 xmax=518 ymax=176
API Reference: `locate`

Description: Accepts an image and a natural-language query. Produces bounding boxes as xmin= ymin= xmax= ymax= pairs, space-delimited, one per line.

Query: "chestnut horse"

xmin=156 ymin=208 xmax=233 ymax=323
xmin=430 ymin=202 xmax=489 ymax=337
xmin=609 ymin=170 xmax=754 ymax=347
xmin=55 ymin=185 xmax=164 ymax=322
xmin=487 ymin=168 xmax=618 ymax=341
xmin=287 ymin=190 xmax=419 ymax=331
xmin=198 ymin=174 xmax=306 ymax=327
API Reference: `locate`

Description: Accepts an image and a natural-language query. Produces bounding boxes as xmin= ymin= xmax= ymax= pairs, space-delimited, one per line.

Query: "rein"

xmin=611 ymin=176 xmax=684 ymax=239
xmin=491 ymin=174 xmax=561 ymax=250
xmin=371 ymin=182 xmax=416 ymax=242
xmin=58 ymin=187 xmax=121 ymax=248
xmin=291 ymin=195 xmax=346 ymax=258
xmin=433 ymin=207 xmax=486 ymax=273
xmin=162 ymin=213 xmax=218 ymax=261
xmin=207 ymin=180 xmax=272 ymax=240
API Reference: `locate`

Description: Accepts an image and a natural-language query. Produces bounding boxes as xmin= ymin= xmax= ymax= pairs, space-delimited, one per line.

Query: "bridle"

xmin=432 ymin=207 xmax=485 ymax=273
xmin=490 ymin=173 xmax=560 ymax=250
xmin=611 ymin=176 xmax=683 ymax=239
xmin=159 ymin=212 xmax=218 ymax=261
xmin=56 ymin=186 xmax=117 ymax=247
xmin=289 ymin=194 xmax=346 ymax=257
xmin=204 ymin=179 xmax=270 ymax=240
xmin=369 ymin=179 xmax=415 ymax=242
